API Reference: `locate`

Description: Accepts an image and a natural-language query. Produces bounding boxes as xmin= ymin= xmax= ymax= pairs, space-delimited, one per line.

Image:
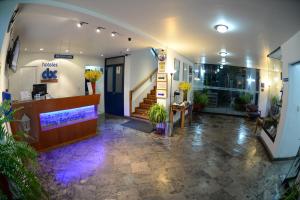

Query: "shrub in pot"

xmin=234 ymin=93 xmax=252 ymax=111
xmin=148 ymin=104 xmax=167 ymax=134
xmin=193 ymin=91 xmax=208 ymax=112
xmin=0 ymin=101 xmax=46 ymax=200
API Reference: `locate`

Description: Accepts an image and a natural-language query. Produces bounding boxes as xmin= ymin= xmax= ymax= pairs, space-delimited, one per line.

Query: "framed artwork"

xmin=156 ymin=90 xmax=167 ymax=99
xmin=158 ymin=61 xmax=166 ymax=73
xmin=157 ymin=73 xmax=167 ymax=82
xmin=157 ymin=81 xmax=168 ymax=90
xmin=174 ymin=59 xmax=180 ymax=81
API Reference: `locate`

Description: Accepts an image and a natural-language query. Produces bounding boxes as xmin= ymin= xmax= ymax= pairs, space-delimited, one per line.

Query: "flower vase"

xmin=183 ymin=91 xmax=188 ymax=102
xmin=91 ymin=82 xmax=96 ymax=94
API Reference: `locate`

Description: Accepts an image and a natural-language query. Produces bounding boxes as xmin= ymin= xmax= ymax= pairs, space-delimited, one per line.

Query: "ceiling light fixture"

xmin=126 ymin=48 xmax=130 ymax=52
xmin=80 ymin=51 xmax=83 ymax=54
xmin=39 ymin=48 xmax=44 ymax=51
xmin=219 ymin=51 xmax=228 ymax=57
xmin=214 ymin=24 xmax=229 ymax=33
xmin=111 ymin=31 xmax=118 ymax=37
xmin=96 ymin=27 xmax=105 ymax=33
xmin=65 ymin=49 xmax=69 ymax=53
xmin=24 ymin=48 xmax=28 ymax=51
xmin=100 ymin=54 xmax=104 ymax=57
xmin=77 ymin=22 xmax=88 ymax=28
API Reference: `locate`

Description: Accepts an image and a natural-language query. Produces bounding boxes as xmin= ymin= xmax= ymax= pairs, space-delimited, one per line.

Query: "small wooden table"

xmin=170 ymin=104 xmax=192 ymax=128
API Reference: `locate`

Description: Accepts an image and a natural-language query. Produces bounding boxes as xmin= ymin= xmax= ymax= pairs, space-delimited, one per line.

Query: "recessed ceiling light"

xmin=65 ymin=49 xmax=69 ymax=53
xmin=96 ymin=27 xmax=105 ymax=33
xmin=39 ymin=48 xmax=44 ymax=51
xmin=219 ymin=57 xmax=227 ymax=64
xmin=80 ymin=51 xmax=83 ymax=54
xmin=24 ymin=48 xmax=27 ymax=51
xmin=214 ymin=24 xmax=229 ymax=33
xmin=77 ymin=22 xmax=88 ymax=28
xmin=100 ymin=54 xmax=104 ymax=57
xmin=219 ymin=51 xmax=228 ymax=57
xmin=111 ymin=31 xmax=118 ymax=37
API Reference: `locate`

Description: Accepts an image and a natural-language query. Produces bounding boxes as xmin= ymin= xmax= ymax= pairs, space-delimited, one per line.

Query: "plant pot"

xmin=155 ymin=123 xmax=166 ymax=134
xmin=193 ymin=104 xmax=205 ymax=112
xmin=183 ymin=91 xmax=188 ymax=102
xmin=91 ymin=82 xmax=96 ymax=94
xmin=0 ymin=174 xmax=13 ymax=199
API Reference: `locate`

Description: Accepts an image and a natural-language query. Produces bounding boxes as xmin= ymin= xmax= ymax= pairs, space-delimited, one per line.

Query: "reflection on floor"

xmin=203 ymin=107 xmax=246 ymax=116
xmin=38 ymin=114 xmax=291 ymax=200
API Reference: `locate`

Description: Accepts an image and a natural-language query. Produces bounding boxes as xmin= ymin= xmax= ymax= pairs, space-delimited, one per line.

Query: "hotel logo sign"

xmin=41 ymin=62 xmax=58 ymax=83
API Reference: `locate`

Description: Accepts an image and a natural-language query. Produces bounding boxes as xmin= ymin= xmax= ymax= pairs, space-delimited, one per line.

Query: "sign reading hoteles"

xmin=41 ymin=62 xmax=58 ymax=83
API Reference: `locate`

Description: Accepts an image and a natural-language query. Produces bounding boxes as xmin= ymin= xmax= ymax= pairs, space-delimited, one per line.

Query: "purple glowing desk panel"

xmin=40 ymin=105 xmax=97 ymax=131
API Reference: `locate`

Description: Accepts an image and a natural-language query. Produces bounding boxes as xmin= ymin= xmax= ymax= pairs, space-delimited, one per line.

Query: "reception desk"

xmin=10 ymin=95 xmax=100 ymax=151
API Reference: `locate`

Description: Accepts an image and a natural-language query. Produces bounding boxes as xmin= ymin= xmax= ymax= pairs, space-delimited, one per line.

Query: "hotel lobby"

xmin=1 ymin=0 xmax=300 ymax=199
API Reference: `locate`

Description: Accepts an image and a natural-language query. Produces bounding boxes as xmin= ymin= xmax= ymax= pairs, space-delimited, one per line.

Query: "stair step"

xmin=150 ymin=90 xmax=156 ymax=95
xmin=140 ymin=103 xmax=152 ymax=109
xmin=147 ymin=94 xmax=156 ymax=100
xmin=144 ymin=98 xmax=156 ymax=104
xmin=135 ymin=108 xmax=148 ymax=114
xmin=131 ymin=112 xmax=149 ymax=120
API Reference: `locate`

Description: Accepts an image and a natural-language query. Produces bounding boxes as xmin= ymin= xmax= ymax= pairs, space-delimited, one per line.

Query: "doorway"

xmin=105 ymin=56 xmax=125 ymax=116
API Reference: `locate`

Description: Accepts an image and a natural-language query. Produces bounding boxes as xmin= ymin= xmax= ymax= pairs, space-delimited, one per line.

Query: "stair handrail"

xmin=129 ymin=68 xmax=157 ymax=116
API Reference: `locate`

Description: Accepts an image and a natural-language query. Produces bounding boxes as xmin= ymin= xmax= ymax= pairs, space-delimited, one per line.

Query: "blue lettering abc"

xmin=42 ymin=68 xmax=57 ymax=79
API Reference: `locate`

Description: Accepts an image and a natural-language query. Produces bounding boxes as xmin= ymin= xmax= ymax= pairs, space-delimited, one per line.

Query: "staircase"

xmin=131 ymin=86 xmax=157 ymax=120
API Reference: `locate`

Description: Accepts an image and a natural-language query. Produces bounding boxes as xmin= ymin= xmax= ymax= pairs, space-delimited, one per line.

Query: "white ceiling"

xmin=15 ymin=0 xmax=300 ymax=68
xmin=14 ymin=4 xmax=159 ymax=58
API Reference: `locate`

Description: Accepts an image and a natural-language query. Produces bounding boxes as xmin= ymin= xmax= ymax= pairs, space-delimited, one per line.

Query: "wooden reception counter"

xmin=10 ymin=94 xmax=100 ymax=151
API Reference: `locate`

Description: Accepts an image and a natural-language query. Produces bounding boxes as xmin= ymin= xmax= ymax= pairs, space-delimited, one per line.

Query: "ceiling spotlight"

xmin=219 ymin=51 xmax=228 ymax=57
xmin=214 ymin=24 xmax=229 ymax=33
xmin=39 ymin=48 xmax=44 ymax=51
xmin=77 ymin=22 xmax=88 ymax=28
xmin=96 ymin=27 xmax=105 ymax=33
xmin=111 ymin=31 xmax=118 ymax=37
xmin=100 ymin=54 xmax=104 ymax=57
xmin=219 ymin=57 xmax=227 ymax=64
xmin=80 ymin=51 xmax=83 ymax=54
xmin=65 ymin=49 xmax=69 ymax=53
xmin=126 ymin=48 xmax=130 ymax=52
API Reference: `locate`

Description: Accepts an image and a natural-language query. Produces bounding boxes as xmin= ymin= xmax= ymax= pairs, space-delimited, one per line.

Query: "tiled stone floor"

xmin=38 ymin=114 xmax=291 ymax=200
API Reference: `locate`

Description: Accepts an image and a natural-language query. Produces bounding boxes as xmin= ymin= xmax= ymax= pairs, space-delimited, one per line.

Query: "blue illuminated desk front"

xmin=11 ymin=94 xmax=100 ymax=151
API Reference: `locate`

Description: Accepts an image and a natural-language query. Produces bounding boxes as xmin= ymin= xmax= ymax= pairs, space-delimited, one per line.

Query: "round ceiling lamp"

xmin=219 ymin=51 xmax=228 ymax=57
xmin=214 ymin=24 xmax=229 ymax=33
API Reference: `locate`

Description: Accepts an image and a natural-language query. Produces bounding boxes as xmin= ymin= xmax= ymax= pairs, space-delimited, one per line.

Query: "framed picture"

xmin=158 ymin=61 xmax=166 ymax=73
xmin=156 ymin=90 xmax=167 ymax=99
xmin=157 ymin=73 xmax=167 ymax=82
xmin=174 ymin=59 xmax=180 ymax=81
xmin=157 ymin=81 xmax=168 ymax=90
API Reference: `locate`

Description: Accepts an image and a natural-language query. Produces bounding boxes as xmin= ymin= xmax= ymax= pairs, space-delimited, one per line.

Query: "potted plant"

xmin=234 ymin=93 xmax=252 ymax=111
xmin=193 ymin=91 xmax=209 ymax=112
xmin=178 ymin=82 xmax=192 ymax=102
xmin=0 ymin=101 xmax=46 ymax=200
xmin=84 ymin=70 xmax=103 ymax=94
xmin=148 ymin=103 xmax=167 ymax=134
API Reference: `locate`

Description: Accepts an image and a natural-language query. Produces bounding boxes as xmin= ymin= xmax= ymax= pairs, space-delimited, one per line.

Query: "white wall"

xmin=124 ymin=48 xmax=157 ymax=116
xmin=261 ymin=30 xmax=300 ymax=158
xmin=275 ymin=30 xmax=300 ymax=158
xmin=157 ymin=49 xmax=194 ymax=122
xmin=8 ymin=52 xmax=105 ymax=113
